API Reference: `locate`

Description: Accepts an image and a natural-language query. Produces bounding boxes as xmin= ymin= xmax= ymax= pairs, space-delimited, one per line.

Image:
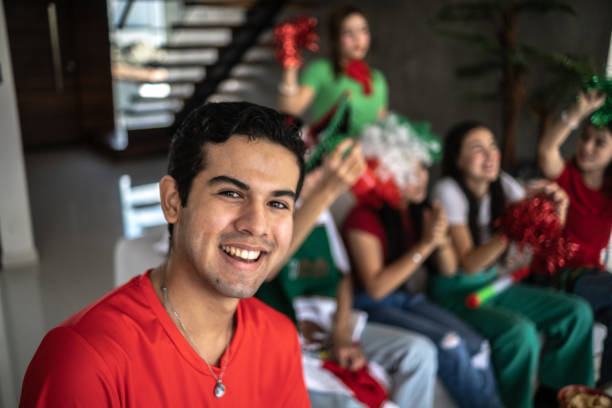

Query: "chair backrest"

xmin=118 ymin=174 xmax=166 ymax=239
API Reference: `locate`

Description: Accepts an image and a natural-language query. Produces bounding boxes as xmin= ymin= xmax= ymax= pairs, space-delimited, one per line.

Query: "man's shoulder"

xmin=60 ymin=273 xmax=154 ymax=348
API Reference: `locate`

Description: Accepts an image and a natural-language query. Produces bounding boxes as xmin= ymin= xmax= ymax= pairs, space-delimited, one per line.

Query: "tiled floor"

xmin=1 ymin=146 xmax=168 ymax=404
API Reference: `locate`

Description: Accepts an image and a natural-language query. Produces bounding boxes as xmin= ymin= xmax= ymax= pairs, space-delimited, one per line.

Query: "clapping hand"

xmin=422 ymin=201 xmax=448 ymax=248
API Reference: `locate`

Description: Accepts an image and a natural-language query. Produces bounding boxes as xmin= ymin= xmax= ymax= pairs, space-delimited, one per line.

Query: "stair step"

xmin=183 ymin=5 xmax=246 ymax=24
xmin=128 ymin=99 xmax=184 ymax=113
xmin=120 ymin=112 xmax=175 ymax=130
xmin=185 ymin=0 xmax=318 ymax=9
xmin=231 ymin=63 xmax=271 ymax=77
xmin=122 ymin=107 xmax=176 ymax=117
xmin=168 ymin=28 xmax=232 ymax=46
xmin=131 ymin=94 xmax=188 ymax=103
xmin=166 ymin=66 xmax=206 ymax=81
xmin=119 ymin=78 xmax=199 ymax=87
xmin=171 ymin=22 xmax=246 ymax=30
xmin=134 ymin=83 xmax=194 ymax=99
xmin=162 ymin=48 xmax=218 ymax=65
xmin=161 ymin=41 xmax=273 ymax=52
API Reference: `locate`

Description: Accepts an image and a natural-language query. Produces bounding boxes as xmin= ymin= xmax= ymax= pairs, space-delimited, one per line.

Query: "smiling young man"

xmin=21 ymin=102 xmax=311 ymax=407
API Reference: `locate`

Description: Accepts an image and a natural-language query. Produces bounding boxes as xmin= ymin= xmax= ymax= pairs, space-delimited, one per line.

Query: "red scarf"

xmin=345 ymin=60 xmax=372 ymax=95
xmin=322 ymin=360 xmax=388 ymax=408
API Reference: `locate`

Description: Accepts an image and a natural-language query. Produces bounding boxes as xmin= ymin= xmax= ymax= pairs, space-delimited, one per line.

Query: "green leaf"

xmin=520 ymin=44 xmax=596 ymax=77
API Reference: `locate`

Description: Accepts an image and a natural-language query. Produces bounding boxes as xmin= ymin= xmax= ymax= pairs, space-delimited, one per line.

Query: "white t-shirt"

xmin=433 ymin=172 xmax=526 ymax=243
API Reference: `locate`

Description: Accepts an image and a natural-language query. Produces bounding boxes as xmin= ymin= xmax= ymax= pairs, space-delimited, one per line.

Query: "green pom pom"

xmin=584 ymin=75 xmax=612 ymax=129
xmin=305 ymin=94 xmax=352 ymax=172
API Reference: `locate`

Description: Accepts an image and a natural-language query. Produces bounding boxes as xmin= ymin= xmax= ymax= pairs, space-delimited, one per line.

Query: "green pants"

xmin=429 ymin=268 xmax=594 ymax=408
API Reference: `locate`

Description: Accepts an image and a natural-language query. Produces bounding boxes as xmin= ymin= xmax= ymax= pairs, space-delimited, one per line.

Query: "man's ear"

xmin=159 ymin=175 xmax=181 ymax=224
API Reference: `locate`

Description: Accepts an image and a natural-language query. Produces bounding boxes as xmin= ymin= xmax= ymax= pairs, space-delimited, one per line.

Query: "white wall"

xmin=0 ymin=0 xmax=38 ymax=270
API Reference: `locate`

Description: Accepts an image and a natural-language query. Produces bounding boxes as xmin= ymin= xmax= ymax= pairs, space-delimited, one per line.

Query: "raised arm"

xmin=277 ymin=66 xmax=316 ymax=116
xmin=538 ymin=90 xmax=605 ymax=179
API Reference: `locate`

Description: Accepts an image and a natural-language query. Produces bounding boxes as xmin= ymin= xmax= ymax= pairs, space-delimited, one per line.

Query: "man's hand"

xmin=332 ymin=341 xmax=367 ymax=371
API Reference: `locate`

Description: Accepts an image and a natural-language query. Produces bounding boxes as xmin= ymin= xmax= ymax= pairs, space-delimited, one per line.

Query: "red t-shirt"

xmin=20 ymin=271 xmax=310 ymax=408
xmin=556 ymin=161 xmax=612 ymax=268
xmin=342 ymin=204 xmax=416 ymax=263
xmin=343 ymin=205 xmax=389 ymax=259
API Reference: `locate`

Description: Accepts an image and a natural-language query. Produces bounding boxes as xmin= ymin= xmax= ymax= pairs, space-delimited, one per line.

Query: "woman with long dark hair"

xmin=538 ymin=90 xmax=612 ymax=386
xmin=278 ymin=5 xmax=387 ymax=135
xmin=431 ymin=121 xmax=595 ymax=408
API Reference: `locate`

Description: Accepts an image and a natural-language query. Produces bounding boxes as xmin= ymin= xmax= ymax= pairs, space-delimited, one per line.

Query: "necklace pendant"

xmin=214 ymin=381 xmax=226 ymax=398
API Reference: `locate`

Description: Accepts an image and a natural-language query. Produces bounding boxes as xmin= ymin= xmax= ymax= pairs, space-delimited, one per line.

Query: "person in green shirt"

xmin=278 ymin=4 xmax=388 ymax=137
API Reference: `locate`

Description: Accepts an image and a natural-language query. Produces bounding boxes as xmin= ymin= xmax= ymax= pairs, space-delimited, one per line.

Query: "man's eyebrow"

xmin=272 ymin=190 xmax=296 ymax=200
xmin=208 ymin=176 xmax=296 ymax=200
xmin=208 ymin=175 xmax=249 ymax=190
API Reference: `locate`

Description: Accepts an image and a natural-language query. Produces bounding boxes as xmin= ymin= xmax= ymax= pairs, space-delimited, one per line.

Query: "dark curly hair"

xmin=166 ymin=101 xmax=306 ymax=240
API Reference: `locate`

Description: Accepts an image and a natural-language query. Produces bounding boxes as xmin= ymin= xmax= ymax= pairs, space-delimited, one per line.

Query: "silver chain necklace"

xmin=161 ymin=284 xmax=231 ymax=398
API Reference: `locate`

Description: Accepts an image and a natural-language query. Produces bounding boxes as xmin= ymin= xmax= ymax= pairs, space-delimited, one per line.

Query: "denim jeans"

xmin=574 ymin=269 xmax=612 ymax=385
xmin=354 ymin=290 xmax=503 ymax=408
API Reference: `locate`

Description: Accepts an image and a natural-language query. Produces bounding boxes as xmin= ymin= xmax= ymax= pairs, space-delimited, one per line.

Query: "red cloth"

xmin=343 ymin=205 xmax=389 ymax=259
xmin=556 ymin=161 xmax=612 ymax=268
xmin=345 ymin=60 xmax=372 ymax=95
xmin=20 ymin=271 xmax=310 ymax=408
xmin=322 ymin=361 xmax=387 ymax=408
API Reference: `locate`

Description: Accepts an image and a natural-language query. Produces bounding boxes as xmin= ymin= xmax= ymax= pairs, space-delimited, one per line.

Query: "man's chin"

xmin=215 ymin=279 xmax=264 ymax=299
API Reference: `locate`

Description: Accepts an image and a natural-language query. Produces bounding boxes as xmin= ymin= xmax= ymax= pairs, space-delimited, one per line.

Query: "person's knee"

xmin=567 ymin=296 xmax=595 ymax=328
xmin=504 ymin=319 xmax=539 ymax=355
xmin=400 ymin=335 xmax=438 ymax=377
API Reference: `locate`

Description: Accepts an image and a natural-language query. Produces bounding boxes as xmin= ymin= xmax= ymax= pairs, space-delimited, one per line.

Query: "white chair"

xmin=118 ymin=175 xmax=166 ymax=239
xmin=115 ymin=175 xmax=168 ymax=287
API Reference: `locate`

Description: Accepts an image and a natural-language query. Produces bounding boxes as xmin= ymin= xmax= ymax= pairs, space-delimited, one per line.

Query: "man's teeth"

xmin=221 ymin=246 xmax=261 ymax=261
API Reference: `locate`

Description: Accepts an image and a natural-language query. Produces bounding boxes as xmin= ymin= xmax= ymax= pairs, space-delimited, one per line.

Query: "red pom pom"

xmin=274 ymin=16 xmax=319 ymax=68
xmin=496 ymin=194 xmax=579 ymax=275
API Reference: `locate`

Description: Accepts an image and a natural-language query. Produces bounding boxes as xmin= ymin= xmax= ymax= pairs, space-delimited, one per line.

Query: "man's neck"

xmin=150 ymin=260 xmax=238 ymax=366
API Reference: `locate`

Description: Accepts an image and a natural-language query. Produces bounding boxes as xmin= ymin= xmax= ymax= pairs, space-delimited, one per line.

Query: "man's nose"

xmin=235 ymin=201 xmax=269 ymax=237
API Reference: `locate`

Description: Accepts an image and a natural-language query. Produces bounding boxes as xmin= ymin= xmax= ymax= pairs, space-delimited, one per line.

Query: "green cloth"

xmin=256 ymin=225 xmax=342 ymax=325
xmin=301 ymin=58 xmax=388 ymax=137
xmin=429 ymin=269 xmax=594 ymax=408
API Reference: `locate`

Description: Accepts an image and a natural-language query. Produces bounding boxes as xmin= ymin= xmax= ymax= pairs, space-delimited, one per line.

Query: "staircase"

xmin=108 ymin=0 xmax=318 ymax=156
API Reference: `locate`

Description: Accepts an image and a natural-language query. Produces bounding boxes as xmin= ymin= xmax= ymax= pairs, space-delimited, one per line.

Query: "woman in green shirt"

xmin=278 ymin=5 xmax=387 ymax=137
